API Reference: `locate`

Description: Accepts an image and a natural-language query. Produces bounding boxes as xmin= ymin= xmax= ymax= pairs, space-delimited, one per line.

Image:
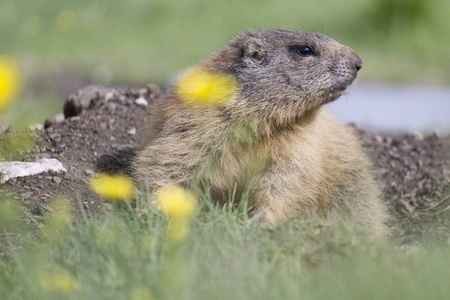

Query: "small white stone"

xmin=105 ymin=92 xmax=116 ymax=102
xmin=127 ymin=127 xmax=136 ymax=135
xmin=0 ymin=158 xmax=66 ymax=184
xmin=54 ymin=113 xmax=65 ymax=123
xmin=135 ymin=97 xmax=148 ymax=107
xmin=28 ymin=123 xmax=43 ymax=131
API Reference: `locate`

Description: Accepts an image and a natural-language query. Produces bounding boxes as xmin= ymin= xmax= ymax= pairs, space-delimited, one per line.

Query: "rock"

xmin=44 ymin=113 xmax=65 ymax=128
xmin=53 ymin=176 xmax=62 ymax=184
xmin=127 ymin=127 xmax=136 ymax=135
xmin=105 ymin=91 xmax=117 ymax=102
xmin=20 ymin=192 xmax=32 ymax=200
xmin=28 ymin=123 xmax=43 ymax=131
xmin=138 ymin=88 xmax=148 ymax=98
xmin=107 ymin=101 xmax=118 ymax=112
xmin=63 ymin=85 xmax=118 ymax=118
xmin=135 ymin=97 xmax=148 ymax=107
xmin=125 ymin=88 xmax=139 ymax=98
xmin=85 ymin=169 xmax=95 ymax=176
xmin=0 ymin=158 xmax=67 ymax=184
xmin=40 ymin=153 xmax=52 ymax=159
xmin=147 ymin=83 xmax=161 ymax=99
xmin=0 ymin=120 xmax=9 ymax=134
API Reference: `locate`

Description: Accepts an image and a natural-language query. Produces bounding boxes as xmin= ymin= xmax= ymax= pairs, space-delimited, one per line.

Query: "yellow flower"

xmin=39 ymin=270 xmax=80 ymax=292
xmin=177 ymin=67 xmax=238 ymax=106
xmin=0 ymin=57 xmax=20 ymax=111
xmin=155 ymin=185 xmax=197 ymax=219
xmin=90 ymin=173 xmax=135 ymax=202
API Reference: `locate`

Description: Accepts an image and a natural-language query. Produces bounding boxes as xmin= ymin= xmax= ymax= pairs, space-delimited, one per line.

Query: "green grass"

xmin=3 ymin=0 xmax=450 ymax=84
xmin=1 ymin=190 xmax=450 ymax=300
xmin=2 ymin=0 xmax=450 ymax=127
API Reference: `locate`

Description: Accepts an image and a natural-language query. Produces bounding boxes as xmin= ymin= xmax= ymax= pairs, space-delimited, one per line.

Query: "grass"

xmin=3 ymin=0 xmax=449 ymax=84
xmin=1 ymin=188 xmax=450 ymax=300
xmin=2 ymin=0 xmax=450 ymax=127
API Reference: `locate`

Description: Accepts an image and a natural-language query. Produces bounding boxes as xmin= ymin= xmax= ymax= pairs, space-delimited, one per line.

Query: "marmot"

xmin=133 ymin=29 xmax=389 ymax=237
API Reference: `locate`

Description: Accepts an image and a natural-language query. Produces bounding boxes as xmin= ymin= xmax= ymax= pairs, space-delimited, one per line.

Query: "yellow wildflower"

xmin=156 ymin=185 xmax=197 ymax=243
xmin=39 ymin=270 xmax=80 ymax=292
xmin=156 ymin=185 xmax=197 ymax=219
xmin=0 ymin=57 xmax=20 ymax=111
xmin=55 ymin=9 xmax=76 ymax=32
xmin=177 ymin=67 xmax=238 ymax=106
xmin=90 ymin=173 xmax=135 ymax=202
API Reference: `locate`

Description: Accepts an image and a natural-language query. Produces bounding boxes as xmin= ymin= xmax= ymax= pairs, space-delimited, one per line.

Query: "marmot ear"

xmin=244 ymin=38 xmax=267 ymax=65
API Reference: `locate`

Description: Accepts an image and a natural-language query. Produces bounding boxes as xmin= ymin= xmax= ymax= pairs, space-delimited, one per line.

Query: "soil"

xmin=1 ymin=85 xmax=449 ymax=243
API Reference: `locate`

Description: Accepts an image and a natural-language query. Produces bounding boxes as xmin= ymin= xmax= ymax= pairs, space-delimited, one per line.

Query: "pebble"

xmin=147 ymin=83 xmax=161 ymax=98
xmin=107 ymin=102 xmax=118 ymax=111
xmin=127 ymin=127 xmax=136 ymax=135
xmin=54 ymin=113 xmax=65 ymax=123
xmin=28 ymin=123 xmax=43 ymax=131
xmin=53 ymin=176 xmax=62 ymax=184
xmin=135 ymin=97 xmax=148 ymax=107
xmin=21 ymin=192 xmax=32 ymax=199
xmin=105 ymin=92 xmax=116 ymax=102
xmin=85 ymin=169 xmax=95 ymax=176
xmin=41 ymin=153 xmax=52 ymax=159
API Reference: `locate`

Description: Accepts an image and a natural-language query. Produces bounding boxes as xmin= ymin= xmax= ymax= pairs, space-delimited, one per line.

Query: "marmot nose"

xmin=355 ymin=57 xmax=362 ymax=72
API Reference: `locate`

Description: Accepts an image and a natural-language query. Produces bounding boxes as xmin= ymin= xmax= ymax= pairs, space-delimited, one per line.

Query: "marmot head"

xmin=203 ymin=29 xmax=362 ymax=123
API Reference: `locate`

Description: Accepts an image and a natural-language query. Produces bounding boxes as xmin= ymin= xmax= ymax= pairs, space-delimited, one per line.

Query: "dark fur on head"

xmin=203 ymin=30 xmax=362 ymax=128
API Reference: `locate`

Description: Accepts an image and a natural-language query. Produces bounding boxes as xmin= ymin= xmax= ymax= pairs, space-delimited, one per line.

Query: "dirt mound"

xmin=1 ymin=85 xmax=449 ymax=233
xmin=1 ymin=85 xmax=159 ymax=214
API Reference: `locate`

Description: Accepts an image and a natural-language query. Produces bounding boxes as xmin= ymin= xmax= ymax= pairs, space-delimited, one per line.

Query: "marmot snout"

xmin=133 ymin=29 xmax=389 ymax=238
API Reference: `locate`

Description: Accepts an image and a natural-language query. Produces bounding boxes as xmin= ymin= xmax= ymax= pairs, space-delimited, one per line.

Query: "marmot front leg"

xmin=247 ymin=172 xmax=309 ymax=223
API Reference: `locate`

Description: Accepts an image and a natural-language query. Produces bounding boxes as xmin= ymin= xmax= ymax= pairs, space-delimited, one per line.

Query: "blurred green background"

xmin=1 ymin=0 xmax=450 ymax=127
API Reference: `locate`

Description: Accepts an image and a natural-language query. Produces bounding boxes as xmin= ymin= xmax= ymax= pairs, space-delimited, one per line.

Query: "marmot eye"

xmin=297 ymin=45 xmax=314 ymax=56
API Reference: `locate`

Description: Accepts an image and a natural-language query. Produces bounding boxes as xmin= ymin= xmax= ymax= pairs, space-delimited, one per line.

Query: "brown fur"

xmin=133 ymin=29 xmax=389 ymax=237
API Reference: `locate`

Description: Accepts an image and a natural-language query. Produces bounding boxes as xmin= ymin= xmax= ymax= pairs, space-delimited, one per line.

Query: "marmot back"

xmin=133 ymin=29 xmax=389 ymax=238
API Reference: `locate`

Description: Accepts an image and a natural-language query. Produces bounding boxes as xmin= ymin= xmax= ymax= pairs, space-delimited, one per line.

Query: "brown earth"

xmin=1 ymin=85 xmax=449 ymax=242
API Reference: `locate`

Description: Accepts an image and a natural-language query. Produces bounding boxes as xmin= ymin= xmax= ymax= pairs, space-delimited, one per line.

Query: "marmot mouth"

xmin=334 ymin=80 xmax=353 ymax=92
xmin=325 ymin=88 xmax=347 ymax=103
